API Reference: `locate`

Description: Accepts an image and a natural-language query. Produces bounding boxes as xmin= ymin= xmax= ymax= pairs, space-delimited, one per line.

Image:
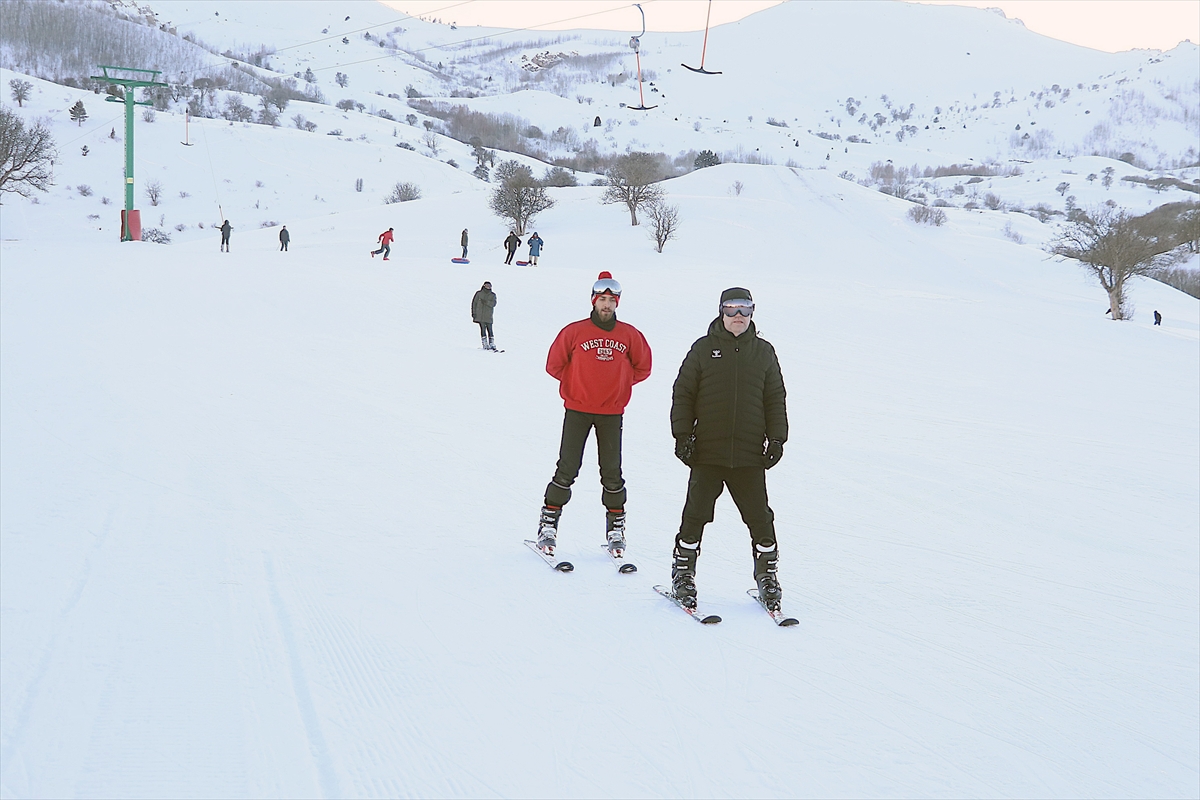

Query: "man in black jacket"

xmin=669 ymin=287 xmax=788 ymax=610
xmin=503 ymin=231 xmax=521 ymax=265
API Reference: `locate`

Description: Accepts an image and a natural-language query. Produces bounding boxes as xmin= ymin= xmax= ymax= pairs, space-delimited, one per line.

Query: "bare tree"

xmin=384 ymin=181 xmax=421 ymax=204
xmin=422 ymin=131 xmax=441 ymax=156
xmin=9 ymin=79 xmax=32 ymax=107
xmin=1049 ymin=206 xmax=1167 ymax=320
xmin=645 ymin=198 xmax=680 ymax=253
xmin=488 ymin=160 xmax=553 ymax=235
xmin=601 ymin=151 xmax=663 ymax=226
xmin=0 ymin=107 xmax=56 ymax=197
xmin=145 ymin=180 xmax=163 ymax=206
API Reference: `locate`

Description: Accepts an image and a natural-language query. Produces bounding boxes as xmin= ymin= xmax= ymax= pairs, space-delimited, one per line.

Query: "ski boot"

xmin=605 ymin=510 xmax=627 ymax=556
xmin=536 ymin=505 xmax=561 ymax=555
xmin=753 ymin=543 xmax=783 ymax=612
xmin=671 ymin=538 xmax=700 ymax=609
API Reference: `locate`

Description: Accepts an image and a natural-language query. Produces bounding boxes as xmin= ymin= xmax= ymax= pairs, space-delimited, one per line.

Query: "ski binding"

xmin=654 ymin=585 xmax=721 ymax=624
xmin=601 ymin=545 xmax=637 ymax=573
xmin=747 ymin=589 xmax=798 ymax=626
xmin=525 ymin=539 xmax=573 ymax=572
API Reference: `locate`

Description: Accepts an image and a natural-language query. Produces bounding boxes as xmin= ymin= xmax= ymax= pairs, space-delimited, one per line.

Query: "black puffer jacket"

xmin=671 ymin=317 xmax=788 ymax=468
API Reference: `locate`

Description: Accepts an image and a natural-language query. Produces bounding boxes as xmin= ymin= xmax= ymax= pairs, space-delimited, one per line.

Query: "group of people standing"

xmin=504 ymin=231 xmax=543 ymax=265
xmin=367 ymin=227 xmax=543 ymax=266
xmin=531 ymin=273 xmax=790 ymax=612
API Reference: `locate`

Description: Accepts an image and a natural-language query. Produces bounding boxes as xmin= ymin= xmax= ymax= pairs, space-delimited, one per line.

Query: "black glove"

xmin=675 ymin=434 xmax=696 ymax=466
xmin=763 ymin=439 xmax=784 ymax=469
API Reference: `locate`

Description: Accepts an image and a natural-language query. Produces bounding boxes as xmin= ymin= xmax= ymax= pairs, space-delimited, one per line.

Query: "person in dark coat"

xmin=503 ymin=231 xmax=521 ymax=265
xmin=219 ymin=220 xmax=232 ymax=252
xmin=279 ymin=225 xmax=290 ymax=252
xmin=1154 ymin=310 xmax=1162 ymax=326
xmin=461 ymin=228 xmax=469 ymax=259
xmin=471 ymin=281 xmax=497 ymax=350
xmin=668 ymin=287 xmax=789 ymax=611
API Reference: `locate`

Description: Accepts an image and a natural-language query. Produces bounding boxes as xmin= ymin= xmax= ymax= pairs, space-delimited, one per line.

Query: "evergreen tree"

xmin=694 ymin=149 xmax=721 ymax=170
xmin=69 ymin=100 xmax=88 ymax=127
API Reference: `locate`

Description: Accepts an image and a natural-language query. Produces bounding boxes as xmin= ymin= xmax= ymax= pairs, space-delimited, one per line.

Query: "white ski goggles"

xmin=720 ymin=299 xmax=754 ymax=317
xmin=592 ymin=278 xmax=622 ymax=298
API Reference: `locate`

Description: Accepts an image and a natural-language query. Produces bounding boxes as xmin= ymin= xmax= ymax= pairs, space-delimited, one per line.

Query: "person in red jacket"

xmin=371 ymin=227 xmax=394 ymax=260
xmin=535 ymin=272 xmax=652 ymax=558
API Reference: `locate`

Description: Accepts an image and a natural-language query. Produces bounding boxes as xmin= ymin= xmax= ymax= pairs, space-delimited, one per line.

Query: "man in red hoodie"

xmin=536 ymin=272 xmax=652 ymax=558
xmin=371 ymin=227 xmax=394 ymax=260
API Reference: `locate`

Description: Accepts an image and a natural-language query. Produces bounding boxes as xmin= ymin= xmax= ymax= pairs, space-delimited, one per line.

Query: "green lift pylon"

xmin=89 ymin=66 xmax=168 ymax=241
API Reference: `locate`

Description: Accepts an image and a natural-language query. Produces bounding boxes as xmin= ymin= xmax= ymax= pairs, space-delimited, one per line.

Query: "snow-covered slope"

xmin=3 ymin=159 xmax=1198 ymax=796
xmin=1 ymin=2 xmax=1198 ymax=798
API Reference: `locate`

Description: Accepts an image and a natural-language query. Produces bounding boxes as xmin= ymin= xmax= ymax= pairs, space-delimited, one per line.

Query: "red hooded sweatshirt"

xmin=546 ymin=314 xmax=652 ymax=415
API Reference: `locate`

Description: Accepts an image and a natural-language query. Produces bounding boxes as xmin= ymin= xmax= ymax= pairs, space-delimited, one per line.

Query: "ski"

xmin=654 ymin=585 xmax=721 ymax=624
xmin=746 ymin=589 xmax=798 ymax=627
xmin=601 ymin=545 xmax=637 ymax=574
xmin=525 ymin=539 xmax=573 ymax=572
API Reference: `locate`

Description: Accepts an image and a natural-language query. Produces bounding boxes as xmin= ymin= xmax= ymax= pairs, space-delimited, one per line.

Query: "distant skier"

xmin=527 ymin=232 xmax=544 ymax=266
xmin=1154 ymin=310 xmax=1162 ymax=326
xmin=503 ymin=231 xmax=521 ymax=265
xmin=219 ymin=220 xmax=232 ymax=252
xmin=371 ymin=227 xmax=394 ymax=260
xmin=535 ymin=272 xmax=652 ymax=558
xmin=279 ymin=225 xmax=290 ymax=252
xmin=668 ymin=288 xmax=789 ymax=612
xmin=471 ymin=281 xmax=498 ymax=351
xmin=461 ymin=228 xmax=469 ymax=259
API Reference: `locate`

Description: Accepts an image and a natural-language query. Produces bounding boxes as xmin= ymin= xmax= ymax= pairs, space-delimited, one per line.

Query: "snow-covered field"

xmin=4 ymin=163 xmax=1198 ymax=797
xmin=2 ymin=1 xmax=1199 ymax=798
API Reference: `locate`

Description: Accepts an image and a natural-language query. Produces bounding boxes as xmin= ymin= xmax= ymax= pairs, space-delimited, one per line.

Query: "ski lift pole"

xmin=636 ymin=50 xmax=647 ymax=108
xmin=628 ymin=4 xmax=658 ymax=110
xmin=699 ymin=0 xmax=712 ymax=69
xmin=89 ymin=65 xmax=168 ymax=241
xmin=683 ymin=0 xmax=723 ymax=74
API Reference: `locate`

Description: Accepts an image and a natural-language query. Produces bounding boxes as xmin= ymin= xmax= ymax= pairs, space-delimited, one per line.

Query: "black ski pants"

xmin=544 ymin=409 xmax=626 ymax=511
xmin=477 ymin=321 xmax=493 ymax=338
xmin=505 ymin=246 xmax=517 ymax=265
xmin=677 ymin=465 xmax=776 ymax=551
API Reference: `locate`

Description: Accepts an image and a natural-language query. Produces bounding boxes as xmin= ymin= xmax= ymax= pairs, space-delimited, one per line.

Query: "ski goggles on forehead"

xmin=720 ymin=299 xmax=754 ymax=317
xmin=592 ymin=278 xmax=622 ymax=297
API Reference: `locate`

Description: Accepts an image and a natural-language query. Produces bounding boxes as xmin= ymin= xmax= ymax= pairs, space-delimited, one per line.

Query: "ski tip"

xmin=619 ymin=563 xmax=637 ymax=574
xmin=700 ymin=615 xmax=722 ymax=624
xmin=555 ymin=561 xmax=574 ymax=572
xmin=779 ymin=617 xmax=799 ymax=627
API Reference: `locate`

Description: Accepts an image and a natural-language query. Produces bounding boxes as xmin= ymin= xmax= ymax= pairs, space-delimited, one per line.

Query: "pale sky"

xmin=381 ymin=0 xmax=1199 ymax=53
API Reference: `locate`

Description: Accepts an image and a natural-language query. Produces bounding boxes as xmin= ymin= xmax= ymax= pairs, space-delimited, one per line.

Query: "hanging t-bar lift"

xmin=682 ymin=0 xmax=722 ymax=74
xmin=627 ymin=4 xmax=657 ymax=111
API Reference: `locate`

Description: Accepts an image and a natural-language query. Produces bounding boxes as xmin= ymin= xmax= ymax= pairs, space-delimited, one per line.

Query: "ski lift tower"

xmin=89 ymin=65 xmax=168 ymax=241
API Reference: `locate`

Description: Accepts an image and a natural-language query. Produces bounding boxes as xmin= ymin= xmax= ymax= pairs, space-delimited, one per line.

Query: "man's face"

xmin=594 ymin=294 xmax=618 ymax=320
xmin=721 ymin=301 xmax=753 ymax=336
